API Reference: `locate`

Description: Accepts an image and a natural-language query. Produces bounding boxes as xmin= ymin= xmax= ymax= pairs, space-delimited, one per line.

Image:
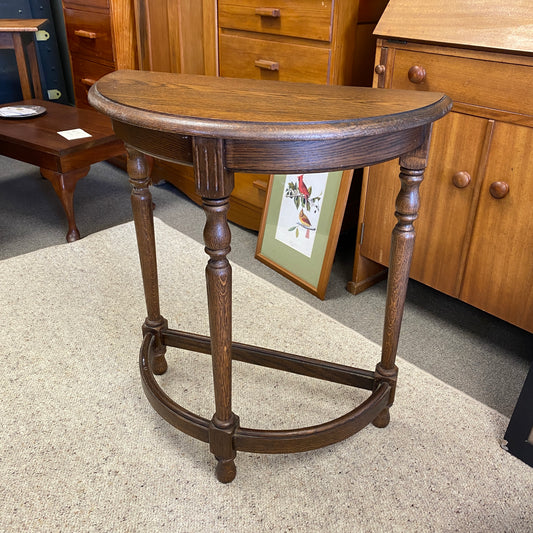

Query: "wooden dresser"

xmin=133 ymin=0 xmax=388 ymax=230
xmin=348 ymin=0 xmax=533 ymax=333
xmin=217 ymin=0 xmax=387 ymax=87
xmin=62 ymin=0 xmax=137 ymax=108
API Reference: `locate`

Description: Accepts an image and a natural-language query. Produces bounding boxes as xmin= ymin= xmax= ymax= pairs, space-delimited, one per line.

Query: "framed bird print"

xmin=255 ymin=170 xmax=354 ymax=299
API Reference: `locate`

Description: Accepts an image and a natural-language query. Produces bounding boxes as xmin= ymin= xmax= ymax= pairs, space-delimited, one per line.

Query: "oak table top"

xmin=90 ymin=69 xmax=450 ymax=140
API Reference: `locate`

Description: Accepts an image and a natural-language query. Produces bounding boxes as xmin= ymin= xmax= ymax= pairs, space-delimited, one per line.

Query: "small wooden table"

xmin=0 ymin=99 xmax=124 ymax=242
xmin=89 ymin=70 xmax=451 ymax=483
xmin=0 ymin=19 xmax=46 ymax=100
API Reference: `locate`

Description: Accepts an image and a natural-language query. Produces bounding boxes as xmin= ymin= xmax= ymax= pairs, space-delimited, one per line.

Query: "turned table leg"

xmin=193 ymin=137 xmax=238 ymax=483
xmin=373 ymin=130 xmax=432 ymax=428
xmin=40 ymin=166 xmax=88 ymax=242
xmin=126 ymin=146 xmax=168 ymax=375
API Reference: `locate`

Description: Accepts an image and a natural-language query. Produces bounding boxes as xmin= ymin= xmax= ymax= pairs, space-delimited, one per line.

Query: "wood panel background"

xmin=134 ymin=0 xmax=217 ymax=75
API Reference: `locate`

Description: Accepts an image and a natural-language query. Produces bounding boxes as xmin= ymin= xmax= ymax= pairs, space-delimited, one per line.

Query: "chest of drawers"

xmin=349 ymin=1 xmax=533 ymax=332
xmin=62 ymin=0 xmax=137 ymax=108
xmin=218 ymin=0 xmax=387 ymax=87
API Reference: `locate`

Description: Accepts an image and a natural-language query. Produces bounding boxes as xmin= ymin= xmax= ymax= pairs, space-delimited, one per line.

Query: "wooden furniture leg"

xmin=11 ymin=33 xmax=33 ymax=100
xmin=373 ymin=130 xmax=432 ymax=428
xmin=193 ymin=137 xmax=239 ymax=483
xmin=25 ymin=37 xmax=43 ymax=99
xmin=126 ymin=146 xmax=168 ymax=375
xmin=40 ymin=166 xmax=88 ymax=242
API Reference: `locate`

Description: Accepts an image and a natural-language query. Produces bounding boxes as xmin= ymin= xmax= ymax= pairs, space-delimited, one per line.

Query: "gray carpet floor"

xmin=3 ymin=218 xmax=531 ymax=532
xmin=1 ymin=155 xmax=531 ymax=418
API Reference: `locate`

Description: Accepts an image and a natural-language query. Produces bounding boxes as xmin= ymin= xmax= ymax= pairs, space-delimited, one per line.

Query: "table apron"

xmin=113 ymin=121 xmax=427 ymax=175
xmin=224 ymin=127 xmax=427 ymax=173
xmin=112 ymin=120 xmax=194 ymax=165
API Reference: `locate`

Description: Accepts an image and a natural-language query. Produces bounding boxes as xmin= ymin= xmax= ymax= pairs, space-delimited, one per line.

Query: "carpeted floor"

xmin=1 ymin=218 xmax=531 ymax=532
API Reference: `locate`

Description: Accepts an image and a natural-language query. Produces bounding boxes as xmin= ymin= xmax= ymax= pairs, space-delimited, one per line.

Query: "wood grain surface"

xmin=89 ymin=70 xmax=450 ymax=140
xmin=375 ymin=0 xmax=533 ymax=53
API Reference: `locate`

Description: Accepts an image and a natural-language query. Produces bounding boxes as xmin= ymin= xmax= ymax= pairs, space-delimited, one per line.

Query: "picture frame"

xmin=255 ymin=170 xmax=354 ymax=299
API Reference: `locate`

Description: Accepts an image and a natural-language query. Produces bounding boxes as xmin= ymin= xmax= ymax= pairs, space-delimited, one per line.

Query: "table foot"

xmin=209 ymin=414 xmax=239 ymax=483
xmin=372 ymin=408 xmax=390 ymax=428
xmin=215 ymin=457 xmax=237 ymax=484
xmin=66 ymin=227 xmax=81 ymax=243
xmin=41 ymin=166 xmax=89 ymax=243
xmin=151 ymin=350 xmax=168 ymax=375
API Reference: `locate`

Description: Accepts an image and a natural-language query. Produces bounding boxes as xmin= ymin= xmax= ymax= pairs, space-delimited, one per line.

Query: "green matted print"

xmin=255 ymin=170 xmax=353 ymax=299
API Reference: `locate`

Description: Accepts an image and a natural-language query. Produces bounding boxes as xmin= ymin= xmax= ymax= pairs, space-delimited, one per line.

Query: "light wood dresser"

xmin=62 ymin=0 xmax=137 ymax=108
xmin=217 ymin=0 xmax=387 ymax=87
xmin=348 ymin=0 xmax=533 ymax=333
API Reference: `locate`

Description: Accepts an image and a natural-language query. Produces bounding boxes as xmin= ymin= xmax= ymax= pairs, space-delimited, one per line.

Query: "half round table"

xmin=89 ymin=70 xmax=451 ymax=483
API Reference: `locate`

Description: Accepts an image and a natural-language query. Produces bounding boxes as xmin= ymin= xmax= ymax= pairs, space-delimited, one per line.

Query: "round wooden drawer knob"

xmin=489 ymin=181 xmax=509 ymax=199
xmin=452 ymin=171 xmax=471 ymax=188
xmin=375 ymin=64 xmax=386 ymax=75
xmin=408 ymin=65 xmax=426 ymax=84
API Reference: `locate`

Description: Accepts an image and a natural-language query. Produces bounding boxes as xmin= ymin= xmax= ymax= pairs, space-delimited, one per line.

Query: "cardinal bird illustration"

xmin=297 ymin=175 xmax=310 ymax=201
xmin=299 ymin=209 xmax=313 ymax=238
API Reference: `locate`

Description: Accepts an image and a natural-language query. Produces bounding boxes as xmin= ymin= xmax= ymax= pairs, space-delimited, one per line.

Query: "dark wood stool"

xmin=89 ymin=71 xmax=451 ymax=483
xmin=0 ymin=99 xmax=124 ymax=242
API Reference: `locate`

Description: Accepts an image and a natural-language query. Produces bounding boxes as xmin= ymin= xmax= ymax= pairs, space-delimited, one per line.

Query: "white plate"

xmin=0 ymin=105 xmax=47 ymax=119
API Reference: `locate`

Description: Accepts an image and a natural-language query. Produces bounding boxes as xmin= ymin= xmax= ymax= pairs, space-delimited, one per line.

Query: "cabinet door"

xmin=361 ymin=112 xmax=491 ymax=297
xmin=460 ymin=122 xmax=533 ymax=331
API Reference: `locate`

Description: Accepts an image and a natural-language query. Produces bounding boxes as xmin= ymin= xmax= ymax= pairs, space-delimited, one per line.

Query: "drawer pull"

xmin=489 ymin=181 xmax=509 ymax=199
xmin=81 ymin=78 xmax=97 ymax=87
xmin=408 ymin=65 xmax=426 ymax=84
xmin=74 ymin=29 xmax=97 ymax=39
xmin=452 ymin=171 xmax=471 ymax=189
xmin=375 ymin=64 xmax=386 ymax=75
xmin=254 ymin=59 xmax=279 ymax=71
xmin=255 ymin=7 xmax=281 ymax=17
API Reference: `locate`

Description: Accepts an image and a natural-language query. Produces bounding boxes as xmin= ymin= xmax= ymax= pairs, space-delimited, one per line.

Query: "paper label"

xmin=57 ymin=128 xmax=92 ymax=140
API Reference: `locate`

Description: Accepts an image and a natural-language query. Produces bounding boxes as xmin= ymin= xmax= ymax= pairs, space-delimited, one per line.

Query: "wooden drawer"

xmin=219 ymin=33 xmax=330 ymax=83
xmin=71 ymin=57 xmax=114 ymax=108
xmin=218 ymin=0 xmax=333 ymax=42
xmin=389 ymin=49 xmax=533 ymax=115
xmin=64 ymin=7 xmax=114 ymax=65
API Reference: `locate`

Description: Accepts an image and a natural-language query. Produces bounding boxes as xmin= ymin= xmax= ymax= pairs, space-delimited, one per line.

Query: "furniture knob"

xmin=81 ymin=78 xmax=97 ymax=87
xmin=408 ymin=65 xmax=426 ymax=84
xmin=452 ymin=171 xmax=471 ymax=188
xmin=489 ymin=181 xmax=509 ymax=199
xmin=254 ymin=59 xmax=279 ymax=71
xmin=255 ymin=7 xmax=281 ymax=17
xmin=375 ymin=64 xmax=386 ymax=75
xmin=74 ymin=29 xmax=97 ymax=39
